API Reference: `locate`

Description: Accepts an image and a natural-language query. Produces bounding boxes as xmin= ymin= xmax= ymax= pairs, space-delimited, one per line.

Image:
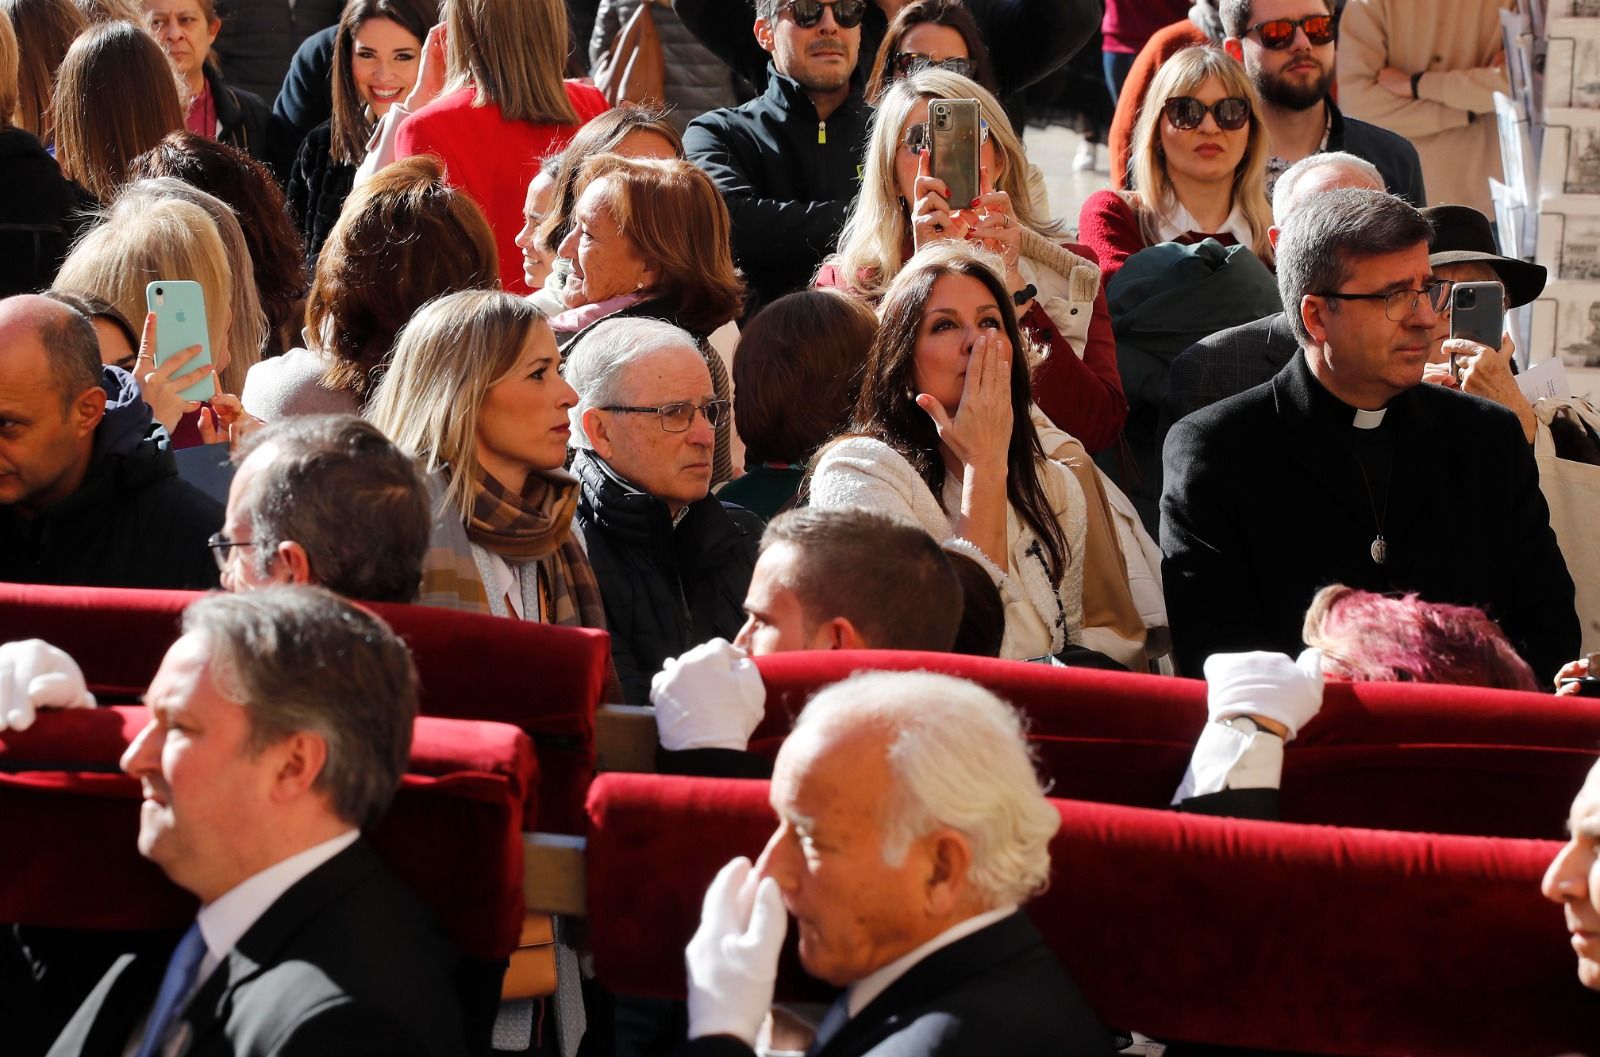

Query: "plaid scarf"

xmin=419 ymin=469 xmax=608 ymax=633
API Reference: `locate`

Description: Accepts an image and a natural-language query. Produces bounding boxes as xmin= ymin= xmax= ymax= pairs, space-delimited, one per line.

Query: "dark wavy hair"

xmin=329 ymin=0 xmax=437 ymax=165
xmin=849 ymin=242 xmax=1070 ymax=585
xmin=866 ymin=0 xmax=997 ymax=105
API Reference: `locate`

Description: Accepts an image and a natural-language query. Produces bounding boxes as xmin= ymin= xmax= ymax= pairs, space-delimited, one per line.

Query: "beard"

xmin=1256 ymin=59 xmax=1334 ymax=111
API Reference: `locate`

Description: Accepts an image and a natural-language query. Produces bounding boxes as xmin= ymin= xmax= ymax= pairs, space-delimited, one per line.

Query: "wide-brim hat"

xmin=1424 ymin=205 xmax=1547 ymax=308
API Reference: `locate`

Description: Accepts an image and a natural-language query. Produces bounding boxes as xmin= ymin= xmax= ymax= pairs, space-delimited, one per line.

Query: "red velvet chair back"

xmin=752 ymin=651 xmax=1600 ymax=837
xmin=0 ymin=582 xmax=610 ymax=832
xmin=584 ymin=773 xmax=1600 ymax=1056
xmin=0 ymin=708 xmax=533 ymax=961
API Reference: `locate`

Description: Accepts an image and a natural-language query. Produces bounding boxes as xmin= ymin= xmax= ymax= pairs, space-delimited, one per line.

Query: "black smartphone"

xmin=1447 ymin=280 xmax=1504 ymax=385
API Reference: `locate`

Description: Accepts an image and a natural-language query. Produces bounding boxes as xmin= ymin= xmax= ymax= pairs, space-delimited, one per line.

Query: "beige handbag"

xmin=1533 ymin=397 xmax=1600 ymax=657
xmin=594 ymin=0 xmax=666 ymax=108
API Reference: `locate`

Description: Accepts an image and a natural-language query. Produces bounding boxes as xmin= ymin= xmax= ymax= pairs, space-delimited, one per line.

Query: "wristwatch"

xmin=1012 ymin=283 xmax=1037 ymax=307
xmin=1221 ymin=715 xmax=1265 ymax=737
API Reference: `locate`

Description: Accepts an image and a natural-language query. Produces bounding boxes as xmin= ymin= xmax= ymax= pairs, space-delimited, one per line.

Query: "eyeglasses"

xmin=599 ymin=399 xmax=731 ymax=432
xmin=901 ymin=116 xmax=991 ymax=154
xmin=891 ymin=52 xmax=976 ymax=79
xmin=1318 ymin=281 xmax=1451 ymax=321
xmin=206 ymin=531 xmax=255 ymax=571
xmin=781 ymin=0 xmax=866 ymax=29
xmin=1161 ymin=96 xmax=1251 ymax=131
xmin=1246 ymin=13 xmax=1337 ymax=50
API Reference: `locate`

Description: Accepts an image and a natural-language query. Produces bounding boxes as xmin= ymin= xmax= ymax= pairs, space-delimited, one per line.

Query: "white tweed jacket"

xmin=810 ymin=436 xmax=1087 ymax=660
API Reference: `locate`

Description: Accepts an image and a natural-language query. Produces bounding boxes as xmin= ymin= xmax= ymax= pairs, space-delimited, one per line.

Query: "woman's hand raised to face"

xmin=910 ymin=148 xmax=971 ymax=252
xmin=915 ymin=328 xmax=1013 ymax=474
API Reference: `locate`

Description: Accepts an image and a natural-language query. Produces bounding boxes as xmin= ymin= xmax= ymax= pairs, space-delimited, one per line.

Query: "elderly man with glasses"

xmin=1160 ymin=188 xmax=1577 ymax=684
xmin=565 ymin=316 xmax=762 ymax=704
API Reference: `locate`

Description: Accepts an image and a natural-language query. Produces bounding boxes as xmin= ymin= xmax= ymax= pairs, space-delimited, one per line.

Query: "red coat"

xmin=397 ymin=83 xmax=610 ymax=296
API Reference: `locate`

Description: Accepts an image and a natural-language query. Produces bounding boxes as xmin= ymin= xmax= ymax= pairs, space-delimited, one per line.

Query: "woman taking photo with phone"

xmin=810 ymin=242 xmax=1088 ymax=663
xmin=1077 ymin=45 xmax=1274 ymax=286
xmin=366 ymin=288 xmax=610 ymax=632
xmin=819 ymin=68 xmax=1125 ymax=454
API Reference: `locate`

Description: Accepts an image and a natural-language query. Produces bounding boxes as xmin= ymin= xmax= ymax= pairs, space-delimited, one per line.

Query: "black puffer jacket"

xmin=286 ymin=120 xmax=355 ymax=265
xmin=572 ymin=449 xmax=761 ymax=704
xmin=0 ymin=367 xmax=223 ymax=589
xmin=683 ymin=65 xmax=872 ymax=313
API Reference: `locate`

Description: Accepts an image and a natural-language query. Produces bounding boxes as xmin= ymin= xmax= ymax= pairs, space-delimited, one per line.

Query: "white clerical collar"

xmin=1351 ymin=407 xmax=1388 ymax=429
xmin=195 ymin=830 xmax=360 ymax=983
xmin=1155 ymin=200 xmax=1255 ymax=249
xmin=845 ymin=905 xmax=1018 ymax=1019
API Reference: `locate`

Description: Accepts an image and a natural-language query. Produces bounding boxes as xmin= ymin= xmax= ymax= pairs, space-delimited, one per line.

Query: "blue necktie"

xmin=806 ymin=993 xmax=852 ymax=1056
xmin=135 ymin=921 xmax=207 ymax=1057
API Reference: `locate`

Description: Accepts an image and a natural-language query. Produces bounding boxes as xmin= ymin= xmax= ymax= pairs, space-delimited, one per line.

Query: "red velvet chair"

xmin=585 ymin=772 xmax=1600 ymax=1056
xmin=0 ymin=582 xmax=610 ymax=833
xmin=0 ymin=707 xmax=533 ymax=962
xmin=750 ymin=651 xmax=1600 ymax=838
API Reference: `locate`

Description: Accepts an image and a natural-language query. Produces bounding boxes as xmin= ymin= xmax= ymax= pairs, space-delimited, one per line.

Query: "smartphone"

xmin=145 ymin=280 xmax=216 ymax=402
xmin=929 ymin=98 xmax=981 ymax=215
xmin=1448 ymin=280 xmax=1504 ymax=385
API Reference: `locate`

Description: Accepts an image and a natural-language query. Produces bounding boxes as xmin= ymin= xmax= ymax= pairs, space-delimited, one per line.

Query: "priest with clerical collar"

xmin=1158 ymin=187 xmax=1577 ymax=683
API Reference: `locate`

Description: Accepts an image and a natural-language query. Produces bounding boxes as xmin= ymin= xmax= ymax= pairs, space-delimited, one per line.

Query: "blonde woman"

xmin=116 ymin=177 xmax=267 ymax=397
xmin=1078 ymin=45 xmax=1274 ymax=287
xmin=386 ymin=0 xmax=609 ymax=295
xmin=54 ymin=194 xmax=242 ymax=447
xmin=366 ymin=289 xmax=609 ymax=633
xmin=818 ymin=69 xmax=1126 ymax=455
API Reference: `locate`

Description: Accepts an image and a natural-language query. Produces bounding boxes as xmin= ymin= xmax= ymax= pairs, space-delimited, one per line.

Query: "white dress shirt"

xmin=1154 ymin=201 xmax=1256 ymax=251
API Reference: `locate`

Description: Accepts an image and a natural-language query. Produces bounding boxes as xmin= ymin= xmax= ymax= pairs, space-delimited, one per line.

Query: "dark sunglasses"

xmin=781 ymin=0 xmax=866 ymax=29
xmin=901 ymin=116 xmax=991 ymax=154
xmin=1247 ymin=13 xmax=1337 ymax=49
xmin=1162 ymin=95 xmax=1251 ymax=131
xmin=891 ymin=51 xmax=976 ymax=78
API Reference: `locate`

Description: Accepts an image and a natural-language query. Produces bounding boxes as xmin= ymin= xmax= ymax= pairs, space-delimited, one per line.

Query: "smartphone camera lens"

xmin=1458 ymin=289 xmax=1476 ymax=308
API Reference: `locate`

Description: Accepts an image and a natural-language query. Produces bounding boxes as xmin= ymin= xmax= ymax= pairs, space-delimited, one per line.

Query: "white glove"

xmin=685 ymin=856 xmax=788 ymax=1045
xmin=650 ymin=638 xmax=766 ymax=752
xmin=0 ymin=640 xmax=96 ymax=732
xmin=1202 ymin=649 xmax=1324 ymax=742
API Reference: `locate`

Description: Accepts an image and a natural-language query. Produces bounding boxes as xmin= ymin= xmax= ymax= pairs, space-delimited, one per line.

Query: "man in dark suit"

xmin=677 ymin=670 xmax=1116 ymax=1057
xmin=1161 ymin=188 xmax=1578 ymax=683
xmin=47 ymin=587 xmax=466 ymax=1057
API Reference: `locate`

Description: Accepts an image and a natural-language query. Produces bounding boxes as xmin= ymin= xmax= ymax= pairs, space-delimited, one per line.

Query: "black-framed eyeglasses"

xmin=599 ymin=399 xmax=731 ymax=432
xmin=781 ymin=0 xmax=866 ymax=29
xmin=1161 ymin=95 xmax=1251 ymax=131
xmin=206 ymin=531 xmax=255 ymax=571
xmin=891 ymin=52 xmax=976 ymax=79
xmin=901 ymin=116 xmax=991 ymax=154
xmin=1317 ymin=281 xmax=1451 ymax=322
xmin=1246 ymin=13 xmax=1337 ymax=50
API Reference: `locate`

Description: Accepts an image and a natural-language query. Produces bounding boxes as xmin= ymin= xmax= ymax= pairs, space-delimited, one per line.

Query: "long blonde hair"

xmin=366 ymin=289 xmax=549 ymax=521
xmin=826 ymin=69 xmax=1058 ymax=303
xmin=117 ymin=178 xmax=267 ymax=395
xmin=445 ymin=0 xmax=576 ymax=124
xmin=55 ymin=196 xmax=233 ymax=380
xmin=1127 ymin=45 xmax=1274 ymax=265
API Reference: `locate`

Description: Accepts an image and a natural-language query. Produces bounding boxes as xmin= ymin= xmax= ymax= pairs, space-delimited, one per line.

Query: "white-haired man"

xmin=679 ymin=670 xmax=1116 ymax=1056
xmin=565 ymin=316 xmax=762 ymax=705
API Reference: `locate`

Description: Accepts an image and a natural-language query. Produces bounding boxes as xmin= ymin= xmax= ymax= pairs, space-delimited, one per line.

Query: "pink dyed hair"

xmin=1302 ymin=584 xmax=1540 ymax=692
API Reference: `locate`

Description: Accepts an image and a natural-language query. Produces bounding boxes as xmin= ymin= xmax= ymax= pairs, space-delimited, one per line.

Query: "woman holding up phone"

xmin=817 ymin=68 xmax=1126 ymax=455
xmin=1419 ymin=204 xmax=1547 ymax=444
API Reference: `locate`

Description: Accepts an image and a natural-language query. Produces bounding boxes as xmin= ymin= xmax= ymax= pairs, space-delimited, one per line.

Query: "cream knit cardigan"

xmin=810 ymin=436 xmax=1087 ymax=661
